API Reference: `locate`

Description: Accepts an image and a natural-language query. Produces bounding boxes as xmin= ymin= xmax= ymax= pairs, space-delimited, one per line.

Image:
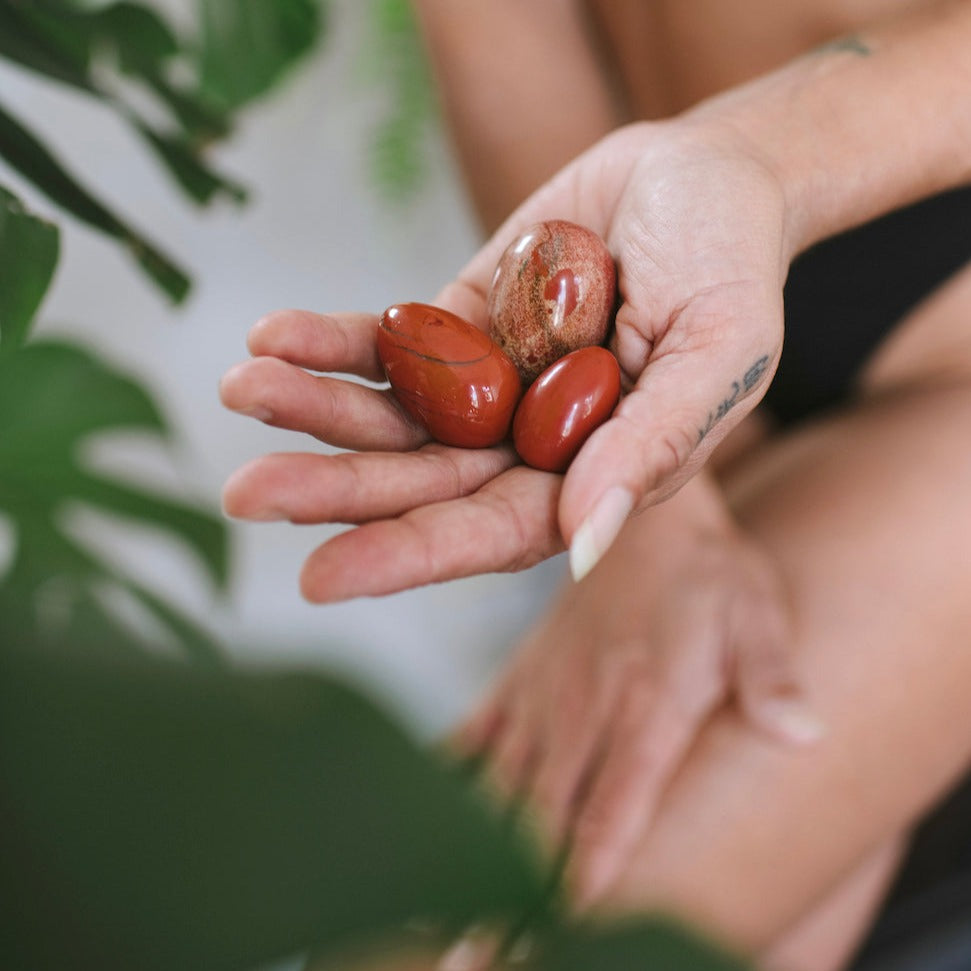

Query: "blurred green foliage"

xmin=363 ymin=0 xmax=437 ymax=200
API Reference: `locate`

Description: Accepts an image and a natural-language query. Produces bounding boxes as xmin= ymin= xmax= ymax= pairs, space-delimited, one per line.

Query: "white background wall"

xmin=0 ymin=1 xmax=564 ymax=737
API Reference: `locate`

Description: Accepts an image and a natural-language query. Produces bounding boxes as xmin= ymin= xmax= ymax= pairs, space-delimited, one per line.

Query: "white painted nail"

xmin=568 ymin=487 xmax=635 ymax=582
xmin=241 ymin=404 xmax=273 ymax=422
xmin=759 ymin=697 xmax=826 ymax=745
xmin=437 ymin=928 xmax=496 ymax=971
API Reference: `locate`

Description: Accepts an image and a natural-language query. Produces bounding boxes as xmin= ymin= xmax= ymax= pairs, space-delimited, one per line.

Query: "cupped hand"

xmin=221 ymin=119 xmax=790 ymax=601
xmin=450 ymin=474 xmax=822 ymax=912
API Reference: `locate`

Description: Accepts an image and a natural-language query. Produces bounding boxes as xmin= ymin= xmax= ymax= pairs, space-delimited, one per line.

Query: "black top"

xmin=765 ymin=185 xmax=971 ymax=426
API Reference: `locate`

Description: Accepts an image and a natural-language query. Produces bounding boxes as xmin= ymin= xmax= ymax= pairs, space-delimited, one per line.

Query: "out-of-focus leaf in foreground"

xmin=0 ymin=635 xmax=545 ymax=970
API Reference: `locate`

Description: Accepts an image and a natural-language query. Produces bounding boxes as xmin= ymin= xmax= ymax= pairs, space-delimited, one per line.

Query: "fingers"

xmin=526 ymin=660 xmax=621 ymax=847
xmin=732 ymin=564 xmax=826 ymax=745
xmin=564 ymin=682 xmax=709 ymax=910
xmin=299 ymin=466 xmax=564 ymax=602
xmin=247 ymin=309 xmax=386 ymax=382
xmin=220 ymin=356 xmax=428 ymax=452
xmin=223 ymin=444 xmax=518 ymax=524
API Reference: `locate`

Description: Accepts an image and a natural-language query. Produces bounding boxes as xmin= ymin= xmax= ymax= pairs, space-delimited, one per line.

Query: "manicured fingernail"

xmin=241 ymin=404 xmax=273 ymax=422
xmin=570 ymin=854 xmax=614 ymax=912
xmin=568 ymin=487 xmax=634 ymax=582
xmin=221 ymin=495 xmax=286 ymax=522
xmin=507 ymin=933 xmax=535 ymax=964
xmin=759 ymin=697 xmax=826 ymax=744
xmin=437 ymin=926 xmax=496 ymax=971
xmin=248 ymin=506 xmax=288 ymax=522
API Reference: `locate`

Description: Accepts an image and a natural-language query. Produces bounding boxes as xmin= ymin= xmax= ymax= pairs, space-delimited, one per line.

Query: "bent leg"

xmin=760 ymin=839 xmax=905 ymax=971
xmin=598 ymin=265 xmax=971 ymax=955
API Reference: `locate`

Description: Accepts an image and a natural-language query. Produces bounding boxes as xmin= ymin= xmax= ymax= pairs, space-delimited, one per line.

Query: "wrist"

xmin=682 ymin=1 xmax=971 ymax=261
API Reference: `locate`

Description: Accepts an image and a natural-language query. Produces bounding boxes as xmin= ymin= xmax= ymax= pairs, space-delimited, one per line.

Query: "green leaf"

xmin=197 ymin=0 xmax=324 ymax=111
xmin=89 ymin=3 xmax=233 ymax=144
xmin=0 ymin=1 xmax=241 ymax=192
xmin=533 ymin=919 xmax=751 ymax=970
xmin=90 ymin=1 xmax=180 ymax=75
xmin=69 ymin=472 xmax=229 ymax=591
xmin=0 ymin=185 xmax=59 ymax=351
xmin=132 ymin=120 xmax=247 ymax=205
xmin=0 ymin=99 xmax=191 ymax=302
xmin=0 ymin=341 xmax=165 ymax=466
xmin=118 ymin=576 xmax=225 ymax=666
xmin=0 ymin=339 xmax=227 ymax=658
xmin=0 ymin=2 xmax=96 ymax=94
xmin=0 ymin=638 xmax=545 ymax=970
xmin=363 ymin=0 xmax=436 ymax=200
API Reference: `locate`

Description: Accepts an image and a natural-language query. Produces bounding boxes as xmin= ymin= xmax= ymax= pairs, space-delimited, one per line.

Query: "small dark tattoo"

xmin=742 ymin=355 xmax=771 ymax=392
xmin=697 ymin=354 xmax=771 ymax=444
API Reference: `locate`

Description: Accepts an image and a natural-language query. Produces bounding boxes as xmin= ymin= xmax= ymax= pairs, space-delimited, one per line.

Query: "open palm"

xmin=220 ymin=119 xmax=789 ymax=601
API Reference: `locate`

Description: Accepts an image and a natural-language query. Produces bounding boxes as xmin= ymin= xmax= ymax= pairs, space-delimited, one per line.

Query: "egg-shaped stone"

xmin=377 ymin=302 xmax=522 ymax=448
xmin=488 ymin=220 xmax=616 ymax=385
xmin=512 ymin=346 xmax=621 ymax=472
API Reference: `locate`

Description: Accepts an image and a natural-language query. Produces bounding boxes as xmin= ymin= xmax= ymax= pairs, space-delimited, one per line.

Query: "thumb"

xmin=560 ymin=332 xmax=776 ymax=581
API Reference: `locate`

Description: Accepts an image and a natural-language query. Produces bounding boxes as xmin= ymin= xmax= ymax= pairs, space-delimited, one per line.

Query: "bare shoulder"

xmin=582 ymin=0 xmax=947 ymax=116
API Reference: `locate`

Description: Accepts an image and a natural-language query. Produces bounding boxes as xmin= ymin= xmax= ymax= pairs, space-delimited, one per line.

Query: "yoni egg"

xmin=488 ymin=220 xmax=616 ymax=384
xmin=513 ymin=346 xmax=621 ymax=473
xmin=377 ymin=302 xmax=522 ymax=448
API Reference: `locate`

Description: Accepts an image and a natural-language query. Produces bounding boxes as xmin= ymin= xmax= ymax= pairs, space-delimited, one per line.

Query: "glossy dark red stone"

xmin=377 ymin=302 xmax=522 ymax=448
xmin=512 ymin=346 xmax=621 ymax=472
xmin=487 ymin=220 xmax=616 ymax=384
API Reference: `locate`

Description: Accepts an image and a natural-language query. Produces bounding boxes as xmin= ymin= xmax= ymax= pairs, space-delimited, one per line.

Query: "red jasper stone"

xmin=377 ymin=303 xmax=522 ymax=448
xmin=488 ymin=220 xmax=616 ymax=384
xmin=513 ymin=346 xmax=621 ymax=472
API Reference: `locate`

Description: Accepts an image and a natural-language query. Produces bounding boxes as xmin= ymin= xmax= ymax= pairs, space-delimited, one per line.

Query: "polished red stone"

xmin=488 ymin=220 xmax=616 ymax=384
xmin=512 ymin=346 xmax=621 ymax=472
xmin=377 ymin=302 xmax=522 ymax=448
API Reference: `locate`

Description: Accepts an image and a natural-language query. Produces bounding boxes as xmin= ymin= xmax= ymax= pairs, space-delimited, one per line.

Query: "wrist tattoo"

xmin=697 ymin=354 xmax=771 ymax=444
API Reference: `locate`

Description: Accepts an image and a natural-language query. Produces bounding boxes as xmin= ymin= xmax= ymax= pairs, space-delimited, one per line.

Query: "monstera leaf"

xmin=0 ymin=337 xmax=227 ymax=661
xmin=0 ymin=0 xmax=327 ymax=300
xmin=197 ymin=0 xmax=324 ymax=111
xmin=0 ymin=185 xmax=59 ymax=352
xmin=0 ymin=635 xmax=547 ymax=971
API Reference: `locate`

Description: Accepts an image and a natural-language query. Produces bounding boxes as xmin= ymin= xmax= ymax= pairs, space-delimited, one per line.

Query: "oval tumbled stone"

xmin=377 ymin=302 xmax=522 ymax=448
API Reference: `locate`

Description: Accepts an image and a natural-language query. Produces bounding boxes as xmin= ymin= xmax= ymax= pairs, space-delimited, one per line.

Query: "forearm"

xmin=688 ymin=0 xmax=971 ymax=260
xmin=411 ymin=0 xmax=620 ymax=232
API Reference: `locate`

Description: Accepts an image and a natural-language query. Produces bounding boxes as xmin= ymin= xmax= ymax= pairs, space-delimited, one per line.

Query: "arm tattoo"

xmin=696 ymin=354 xmax=771 ymax=444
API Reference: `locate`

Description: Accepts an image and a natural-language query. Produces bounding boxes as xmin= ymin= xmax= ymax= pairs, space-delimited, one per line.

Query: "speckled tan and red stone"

xmin=486 ymin=220 xmax=616 ymax=385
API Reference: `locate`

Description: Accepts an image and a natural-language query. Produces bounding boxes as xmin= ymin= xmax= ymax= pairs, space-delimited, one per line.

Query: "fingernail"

xmin=759 ymin=697 xmax=826 ymax=745
xmin=507 ymin=933 xmax=535 ymax=964
xmin=241 ymin=404 xmax=273 ymax=422
xmin=569 ymin=854 xmax=614 ymax=912
xmin=437 ymin=927 xmax=497 ymax=971
xmin=248 ymin=506 xmax=288 ymax=522
xmin=221 ymin=496 xmax=286 ymax=522
xmin=568 ymin=487 xmax=634 ymax=582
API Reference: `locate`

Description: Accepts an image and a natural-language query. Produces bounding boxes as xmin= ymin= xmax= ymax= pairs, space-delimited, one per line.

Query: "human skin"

xmin=431 ymin=260 xmax=971 ymax=971
xmin=593 ymin=262 xmax=971 ymax=961
xmin=221 ymin=0 xmax=971 ymax=595
xmin=219 ymin=2 xmax=971 ymax=966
